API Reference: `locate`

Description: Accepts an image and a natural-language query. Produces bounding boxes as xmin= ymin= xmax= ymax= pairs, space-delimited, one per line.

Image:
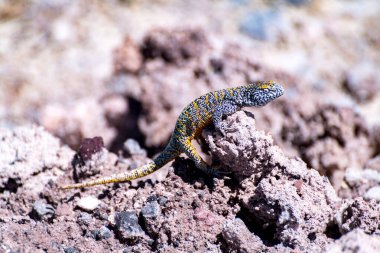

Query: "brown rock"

xmin=204 ymin=111 xmax=340 ymax=250
xmin=336 ymin=197 xmax=380 ymax=235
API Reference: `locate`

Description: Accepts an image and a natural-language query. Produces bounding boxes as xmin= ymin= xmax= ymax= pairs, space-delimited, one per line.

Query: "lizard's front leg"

xmin=212 ymin=101 xmax=239 ymax=135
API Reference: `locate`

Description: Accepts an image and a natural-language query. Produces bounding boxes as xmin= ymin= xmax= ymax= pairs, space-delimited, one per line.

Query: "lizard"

xmin=61 ymin=81 xmax=284 ymax=189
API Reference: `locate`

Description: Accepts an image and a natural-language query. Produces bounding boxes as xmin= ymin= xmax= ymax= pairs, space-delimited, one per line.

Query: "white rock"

xmin=77 ymin=196 xmax=102 ymax=211
xmin=345 ymin=168 xmax=380 ymax=183
xmin=364 ymin=186 xmax=380 ymax=201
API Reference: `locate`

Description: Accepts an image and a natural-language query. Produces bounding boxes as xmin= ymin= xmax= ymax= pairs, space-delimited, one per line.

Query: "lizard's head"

xmin=244 ymin=81 xmax=284 ymax=107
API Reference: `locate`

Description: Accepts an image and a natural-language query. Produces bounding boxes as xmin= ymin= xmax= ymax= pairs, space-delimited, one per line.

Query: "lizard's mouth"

xmin=268 ymin=84 xmax=284 ymax=100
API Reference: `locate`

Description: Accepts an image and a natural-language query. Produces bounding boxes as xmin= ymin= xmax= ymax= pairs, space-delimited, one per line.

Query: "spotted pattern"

xmin=61 ymin=81 xmax=284 ymax=189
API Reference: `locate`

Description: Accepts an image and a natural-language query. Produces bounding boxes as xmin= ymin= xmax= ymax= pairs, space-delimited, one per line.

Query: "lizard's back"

xmin=173 ymin=87 xmax=239 ymax=141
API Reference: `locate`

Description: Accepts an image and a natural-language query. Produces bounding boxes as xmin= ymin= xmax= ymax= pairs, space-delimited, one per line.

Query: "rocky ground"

xmin=1 ymin=0 xmax=380 ymax=252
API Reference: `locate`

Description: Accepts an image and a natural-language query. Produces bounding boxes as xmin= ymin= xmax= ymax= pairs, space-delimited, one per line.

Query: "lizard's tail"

xmin=60 ymin=140 xmax=180 ymax=190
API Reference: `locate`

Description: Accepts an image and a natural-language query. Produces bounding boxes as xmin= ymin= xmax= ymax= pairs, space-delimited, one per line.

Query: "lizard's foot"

xmin=214 ymin=121 xmax=227 ymax=136
xmin=205 ymin=166 xmax=231 ymax=179
xmin=216 ymin=125 xmax=227 ymax=136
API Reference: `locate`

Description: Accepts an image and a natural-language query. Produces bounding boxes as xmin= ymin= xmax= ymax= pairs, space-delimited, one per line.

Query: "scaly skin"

xmin=61 ymin=81 xmax=284 ymax=189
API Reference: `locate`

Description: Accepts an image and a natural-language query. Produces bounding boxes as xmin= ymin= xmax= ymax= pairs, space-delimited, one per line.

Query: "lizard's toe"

xmin=214 ymin=122 xmax=227 ymax=136
xmin=218 ymin=124 xmax=227 ymax=136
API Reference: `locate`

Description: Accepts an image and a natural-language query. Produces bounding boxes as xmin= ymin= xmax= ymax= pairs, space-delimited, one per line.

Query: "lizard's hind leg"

xmin=179 ymin=138 xmax=223 ymax=177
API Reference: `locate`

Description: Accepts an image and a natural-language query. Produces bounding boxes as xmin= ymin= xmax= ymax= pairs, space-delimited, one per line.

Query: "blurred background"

xmin=1 ymin=0 xmax=380 ymax=191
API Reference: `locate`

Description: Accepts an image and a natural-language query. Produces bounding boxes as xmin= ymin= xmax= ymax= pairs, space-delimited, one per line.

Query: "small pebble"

xmin=147 ymin=195 xmax=158 ymax=202
xmin=0 ymin=243 xmax=15 ymax=253
xmin=77 ymin=212 xmax=92 ymax=226
xmin=141 ymin=201 xmax=161 ymax=220
xmin=364 ymin=186 xmax=380 ymax=201
xmin=124 ymin=139 xmax=147 ymax=156
xmin=158 ymin=196 xmax=168 ymax=206
xmin=123 ymin=248 xmax=132 ymax=253
xmin=88 ymin=226 xmax=113 ymax=240
xmin=98 ymin=226 xmax=113 ymax=240
xmin=172 ymin=240 xmax=180 ymax=247
xmin=197 ymin=190 xmax=205 ymax=199
xmin=114 ymin=211 xmax=144 ymax=240
xmin=77 ymin=196 xmax=102 ymax=212
xmin=147 ymin=238 xmax=155 ymax=246
xmin=79 ymin=137 xmax=104 ymax=161
xmin=194 ymin=181 xmax=203 ymax=189
xmin=63 ymin=246 xmax=77 ymax=253
xmin=31 ymin=200 xmax=55 ymax=221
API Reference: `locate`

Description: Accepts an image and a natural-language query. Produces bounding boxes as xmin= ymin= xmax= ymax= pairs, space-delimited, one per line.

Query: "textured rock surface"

xmin=281 ymin=105 xmax=371 ymax=189
xmin=222 ymin=218 xmax=265 ymax=253
xmin=205 ymin=111 xmax=340 ymax=251
xmin=0 ymin=110 xmax=378 ymax=252
xmin=1 ymin=1 xmax=380 ymax=251
xmin=335 ymin=198 xmax=380 ymax=235
xmin=0 ymin=126 xmax=73 ymax=194
xmin=324 ymin=229 xmax=380 ymax=253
